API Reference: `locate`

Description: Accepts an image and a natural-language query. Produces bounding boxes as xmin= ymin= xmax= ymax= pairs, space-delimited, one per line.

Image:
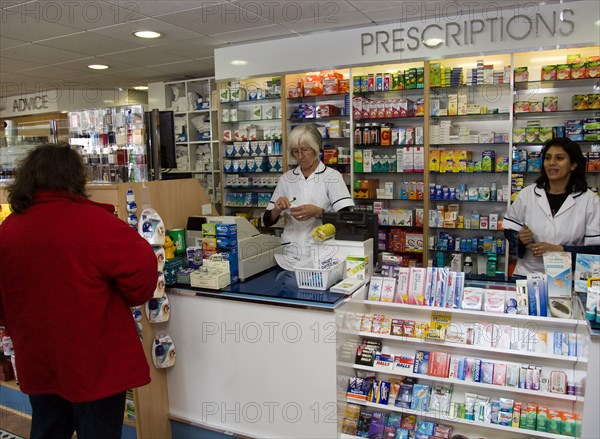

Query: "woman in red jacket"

xmin=0 ymin=144 xmax=158 ymax=439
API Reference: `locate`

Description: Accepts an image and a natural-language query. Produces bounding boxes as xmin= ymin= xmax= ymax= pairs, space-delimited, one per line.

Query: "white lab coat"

xmin=504 ymin=184 xmax=600 ymax=275
xmin=267 ymin=161 xmax=354 ymax=259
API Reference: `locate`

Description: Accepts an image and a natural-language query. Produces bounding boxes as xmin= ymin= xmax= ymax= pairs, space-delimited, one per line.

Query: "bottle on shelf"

xmin=464 ymin=256 xmax=473 ymax=274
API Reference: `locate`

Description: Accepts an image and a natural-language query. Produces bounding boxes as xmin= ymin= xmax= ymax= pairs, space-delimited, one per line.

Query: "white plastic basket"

xmin=294 ymin=259 xmax=345 ymax=291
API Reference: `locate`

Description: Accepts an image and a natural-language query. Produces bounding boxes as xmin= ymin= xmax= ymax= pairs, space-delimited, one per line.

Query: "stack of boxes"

xmin=201 ymin=223 xmax=239 ymax=283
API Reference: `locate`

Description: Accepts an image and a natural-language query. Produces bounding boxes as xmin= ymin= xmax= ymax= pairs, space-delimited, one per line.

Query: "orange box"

xmin=303 ymin=81 xmax=323 ymax=96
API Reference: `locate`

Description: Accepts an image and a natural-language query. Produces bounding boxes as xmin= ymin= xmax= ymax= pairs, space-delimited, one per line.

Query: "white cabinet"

xmin=336 ymin=287 xmax=588 ymax=439
xmin=217 ymin=77 xmax=285 ymax=228
xmin=159 ymin=77 xmax=221 ymax=206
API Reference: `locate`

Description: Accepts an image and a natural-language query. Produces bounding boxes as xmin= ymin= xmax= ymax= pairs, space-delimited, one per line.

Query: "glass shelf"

xmin=514 ymin=77 xmax=600 ymax=90
xmin=221 ymin=118 xmax=282 ymax=123
xmin=431 ymin=113 xmax=510 ymax=121
xmin=220 ymin=96 xmax=281 ymax=105
xmin=514 ymin=109 xmax=600 ymax=120
xmin=287 ymin=93 xmax=349 ymax=102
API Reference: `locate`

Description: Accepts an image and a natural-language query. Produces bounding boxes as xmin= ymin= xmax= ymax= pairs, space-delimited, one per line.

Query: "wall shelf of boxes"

xmin=217 ymin=77 xmax=285 ymax=227
xmin=284 ymin=69 xmax=352 ymax=187
xmin=209 ymin=45 xmax=598 ymax=275
xmin=511 ymin=47 xmax=600 ymax=200
xmin=336 ymin=279 xmax=589 ymax=439
xmin=162 ymin=77 xmax=221 ymax=206
xmin=350 ymin=61 xmax=427 ymax=267
xmin=427 ymin=54 xmax=513 ymax=278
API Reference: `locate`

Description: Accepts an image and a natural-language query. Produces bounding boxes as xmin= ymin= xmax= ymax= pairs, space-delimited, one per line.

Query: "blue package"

xmin=416 ymin=420 xmax=435 ymax=436
xmin=410 ymin=384 xmax=430 ymax=412
xmin=472 ymin=359 xmax=482 ymax=382
xmin=367 ymin=411 xmax=385 ymax=439
xmin=413 ymin=350 xmax=430 ymax=375
xmin=376 ymin=381 xmax=391 ymax=405
xmin=395 ymin=429 xmax=409 ymax=439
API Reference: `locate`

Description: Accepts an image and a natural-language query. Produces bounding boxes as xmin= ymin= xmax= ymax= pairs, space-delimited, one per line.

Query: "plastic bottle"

xmin=464 ymin=256 xmax=473 ymax=274
xmin=362 ymin=123 xmax=370 ymax=146
xmin=491 ymin=182 xmax=497 ymax=201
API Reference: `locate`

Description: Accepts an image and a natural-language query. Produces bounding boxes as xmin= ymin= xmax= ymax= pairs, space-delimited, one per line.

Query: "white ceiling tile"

xmin=100 ymin=48 xmax=189 ymax=67
xmin=90 ymin=17 xmax=206 ymax=44
xmin=100 ymin=0 xmax=227 ymax=18
xmin=0 ymin=56 xmax=44 ymax=72
xmin=2 ymin=44 xmax=89 ymax=64
xmin=36 ymin=31 xmax=144 ymax=56
xmin=0 ymin=7 xmax=82 ymax=41
xmin=157 ymin=5 xmax=273 ymax=35
xmin=53 ymin=56 xmax=140 ymax=74
xmin=19 ymin=65 xmax=86 ymax=80
xmin=0 ymin=36 xmax=29 ymax=50
xmin=233 ymin=0 xmax=357 ymax=24
xmin=281 ymin=10 xmax=373 ymax=34
xmin=214 ymin=24 xmax=295 ymax=44
xmin=150 ymin=36 xmax=228 ymax=59
xmin=3 ymin=1 xmax=147 ymax=32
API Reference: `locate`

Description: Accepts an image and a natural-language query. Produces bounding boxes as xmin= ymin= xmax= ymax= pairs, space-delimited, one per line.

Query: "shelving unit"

xmin=284 ymin=69 xmax=351 ymax=192
xmin=427 ymin=54 xmax=513 ymax=278
xmin=350 ymin=62 xmax=428 ymax=267
xmin=336 ymin=284 xmax=589 ymax=439
xmin=161 ymin=77 xmax=221 ymax=207
xmin=512 ymin=47 xmax=600 ymax=200
xmin=217 ymin=76 xmax=285 ymax=228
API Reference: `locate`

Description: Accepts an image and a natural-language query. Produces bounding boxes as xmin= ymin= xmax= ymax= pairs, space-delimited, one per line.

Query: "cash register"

xmin=186 ymin=216 xmax=282 ymax=281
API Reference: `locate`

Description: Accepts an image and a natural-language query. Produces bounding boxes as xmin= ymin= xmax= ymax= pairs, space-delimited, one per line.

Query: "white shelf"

xmin=352 ymin=330 xmax=586 ymax=364
xmin=351 ymin=364 xmax=581 ymax=402
xmin=343 ymin=398 xmax=576 ymax=439
xmin=362 ymin=300 xmax=585 ymax=328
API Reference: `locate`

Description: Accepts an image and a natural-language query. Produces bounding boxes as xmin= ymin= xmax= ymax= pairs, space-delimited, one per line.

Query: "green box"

xmin=201 ymin=223 xmax=216 ymax=236
xmin=164 ymin=257 xmax=185 ymax=285
xmin=353 ymin=149 xmax=363 ymax=172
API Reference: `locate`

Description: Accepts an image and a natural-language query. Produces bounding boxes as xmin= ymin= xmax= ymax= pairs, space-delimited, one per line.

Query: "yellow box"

xmin=429 ymin=150 xmax=440 ymax=172
xmin=439 ymin=162 xmax=451 ymax=173
xmin=440 ymin=150 xmax=453 ymax=163
xmin=453 ymin=150 xmax=470 ymax=161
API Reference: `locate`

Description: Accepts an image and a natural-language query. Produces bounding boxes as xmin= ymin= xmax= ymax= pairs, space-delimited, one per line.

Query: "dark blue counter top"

xmin=168 ymin=267 xmax=353 ymax=311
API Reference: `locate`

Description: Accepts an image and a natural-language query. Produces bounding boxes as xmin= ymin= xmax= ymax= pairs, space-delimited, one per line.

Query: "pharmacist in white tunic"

xmin=263 ymin=124 xmax=354 ymax=260
xmin=504 ymin=138 xmax=600 ymax=275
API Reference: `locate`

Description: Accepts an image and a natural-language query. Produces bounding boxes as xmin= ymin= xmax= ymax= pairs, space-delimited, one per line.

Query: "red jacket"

xmin=0 ymin=190 xmax=157 ymax=402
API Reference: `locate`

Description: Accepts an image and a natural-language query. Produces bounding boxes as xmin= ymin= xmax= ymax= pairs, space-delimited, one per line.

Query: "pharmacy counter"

xmin=164 ymin=268 xmax=359 ymax=439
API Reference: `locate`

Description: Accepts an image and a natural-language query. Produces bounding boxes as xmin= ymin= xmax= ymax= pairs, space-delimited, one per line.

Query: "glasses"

xmin=291 ymin=147 xmax=312 ymax=156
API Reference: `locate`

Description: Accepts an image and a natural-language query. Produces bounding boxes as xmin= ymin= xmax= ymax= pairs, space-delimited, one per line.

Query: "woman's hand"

xmin=528 ymin=242 xmax=564 ymax=257
xmin=290 ymin=204 xmax=324 ymax=221
xmin=519 ymin=226 xmax=534 ymax=245
xmin=272 ymin=197 xmax=292 ymax=217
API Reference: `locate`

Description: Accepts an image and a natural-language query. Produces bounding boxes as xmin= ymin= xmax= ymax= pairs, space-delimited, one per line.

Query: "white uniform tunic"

xmin=503 ymin=184 xmax=600 ymax=275
xmin=267 ymin=161 xmax=354 ymax=259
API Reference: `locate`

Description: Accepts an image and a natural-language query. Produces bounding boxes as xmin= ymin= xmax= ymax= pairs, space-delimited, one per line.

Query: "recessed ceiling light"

xmin=88 ymin=64 xmax=109 ymax=70
xmin=132 ymin=86 xmax=148 ymax=91
xmin=134 ymin=30 xmax=162 ymax=39
xmin=423 ymin=38 xmax=444 ymax=48
xmin=231 ymin=60 xmax=248 ymax=66
xmin=596 ymin=20 xmax=600 ymax=27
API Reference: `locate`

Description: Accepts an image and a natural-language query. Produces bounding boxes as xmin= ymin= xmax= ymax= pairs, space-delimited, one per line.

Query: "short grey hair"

xmin=287 ymin=123 xmax=322 ymax=161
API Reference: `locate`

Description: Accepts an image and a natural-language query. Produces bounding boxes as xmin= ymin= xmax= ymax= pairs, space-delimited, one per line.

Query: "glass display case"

xmin=0 ymin=119 xmax=68 ymax=185
xmin=67 ymin=105 xmax=148 ymax=184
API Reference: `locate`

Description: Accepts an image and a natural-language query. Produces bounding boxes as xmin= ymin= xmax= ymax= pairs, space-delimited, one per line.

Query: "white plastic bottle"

xmin=464 ymin=256 xmax=473 ymax=274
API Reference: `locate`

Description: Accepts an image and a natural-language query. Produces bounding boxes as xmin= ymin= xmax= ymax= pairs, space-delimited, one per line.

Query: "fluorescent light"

xmin=88 ymin=64 xmax=109 ymax=70
xmin=132 ymin=86 xmax=148 ymax=91
xmin=231 ymin=60 xmax=248 ymax=66
xmin=423 ymin=38 xmax=444 ymax=48
xmin=134 ymin=30 xmax=162 ymax=39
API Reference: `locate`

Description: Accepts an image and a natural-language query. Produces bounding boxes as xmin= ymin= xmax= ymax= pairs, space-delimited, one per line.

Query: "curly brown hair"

xmin=7 ymin=143 xmax=88 ymax=213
